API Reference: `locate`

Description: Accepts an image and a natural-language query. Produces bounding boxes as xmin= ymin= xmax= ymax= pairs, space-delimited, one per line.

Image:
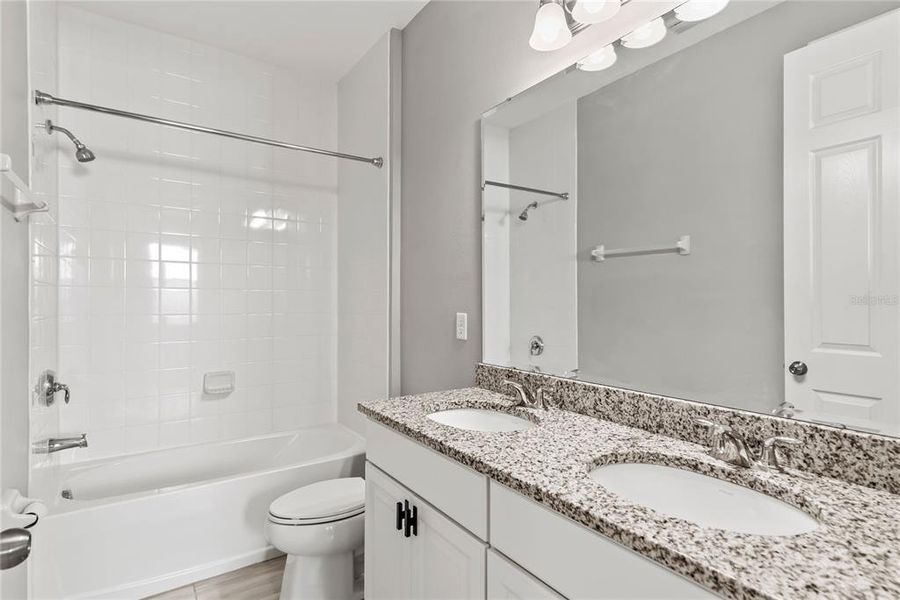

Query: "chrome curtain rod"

xmin=482 ymin=179 xmax=568 ymax=200
xmin=34 ymin=90 xmax=383 ymax=168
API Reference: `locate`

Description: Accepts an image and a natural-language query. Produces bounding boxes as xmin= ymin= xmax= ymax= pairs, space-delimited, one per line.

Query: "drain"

xmin=61 ymin=489 xmax=73 ymax=500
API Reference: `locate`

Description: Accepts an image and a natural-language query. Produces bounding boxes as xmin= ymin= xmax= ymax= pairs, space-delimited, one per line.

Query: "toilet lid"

xmin=269 ymin=477 xmax=365 ymax=522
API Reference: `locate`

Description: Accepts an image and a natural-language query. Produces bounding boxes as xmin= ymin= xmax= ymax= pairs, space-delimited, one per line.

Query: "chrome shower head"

xmin=45 ymin=120 xmax=95 ymax=163
xmin=518 ymin=201 xmax=538 ymax=221
xmin=74 ymin=143 xmax=95 ymax=163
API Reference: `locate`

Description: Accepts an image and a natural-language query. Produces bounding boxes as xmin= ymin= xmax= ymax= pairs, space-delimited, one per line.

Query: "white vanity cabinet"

xmin=365 ymin=464 xmax=486 ymax=600
xmin=364 ymin=420 xmax=720 ymax=600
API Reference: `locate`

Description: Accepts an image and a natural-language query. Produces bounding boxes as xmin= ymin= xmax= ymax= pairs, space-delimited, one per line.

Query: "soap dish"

xmin=203 ymin=371 xmax=235 ymax=395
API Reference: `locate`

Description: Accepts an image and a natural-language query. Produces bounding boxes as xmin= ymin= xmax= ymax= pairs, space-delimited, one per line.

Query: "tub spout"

xmin=34 ymin=434 xmax=88 ymax=454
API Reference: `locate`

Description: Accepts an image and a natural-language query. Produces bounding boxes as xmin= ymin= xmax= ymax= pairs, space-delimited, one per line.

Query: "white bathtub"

xmin=30 ymin=423 xmax=365 ymax=599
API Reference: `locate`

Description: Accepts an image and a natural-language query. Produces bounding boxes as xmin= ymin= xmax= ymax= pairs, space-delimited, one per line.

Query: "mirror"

xmin=481 ymin=0 xmax=900 ymax=437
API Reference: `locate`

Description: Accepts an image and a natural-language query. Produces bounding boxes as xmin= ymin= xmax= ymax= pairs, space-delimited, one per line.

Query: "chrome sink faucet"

xmin=503 ymin=380 xmax=551 ymax=410
xmin=34 ymin=434 xmax=88 ymax=454
xmin=695 ymin=419 xmax=801 ymax=472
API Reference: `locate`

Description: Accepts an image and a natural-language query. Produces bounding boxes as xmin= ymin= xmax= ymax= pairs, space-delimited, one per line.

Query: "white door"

xmin=784 ymin=9 xmax=900 ymax=434
xmin=487 ymin=550 xmax=564 ymax=600
xmin=409 ymin=491 xmax=486 ymax=600
xmin=366 ymin=463 xmax=486 ymax=600
xmin=365 ymin=463 xmax=412 ymax=600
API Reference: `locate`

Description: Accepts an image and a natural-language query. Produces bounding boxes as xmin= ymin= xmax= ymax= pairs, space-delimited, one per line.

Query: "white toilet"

xmin=265 ymin=477 xmax=365 ymax=600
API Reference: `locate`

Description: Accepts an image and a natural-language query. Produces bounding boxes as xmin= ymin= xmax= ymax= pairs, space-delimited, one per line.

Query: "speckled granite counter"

xmin=358 ymin=388 xmax=900 ymax=600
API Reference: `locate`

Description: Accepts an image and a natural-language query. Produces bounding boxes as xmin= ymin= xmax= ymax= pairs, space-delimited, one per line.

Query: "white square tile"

xmin=159 ymin=420 xmax=191 ymax=448
xmin=125 ymin=424 xmax=159 ymax=453
xmin=161 ymin=289 xmax=190 ymax=315
xmin=160 ymin=236 xmax=192 ymax=263
xmin=160 ymin=208 xmax=192 ymax=235
xmin=125 ymin=396 xmax=160 ymax=425
xmin=160 ymin=261 xmax=191 ymax=288
xmin=160 ymin=341 xmax=191 ymax=369
xmin=90 ymin=230 xmax=126 ymax=259
xmin=190 ymin=417 xmax=220 ymax=443
xmin=159 ymin=394 xmax=190 ymax=422
xmin=126 ymin=260 xmax=160 ymax=288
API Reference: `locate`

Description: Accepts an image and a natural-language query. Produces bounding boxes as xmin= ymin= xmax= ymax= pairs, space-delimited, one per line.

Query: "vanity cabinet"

xmin=487 ymin=550 xmax=565 ymax=599
xmin=365 ymin=463 xmax=486 ymax=600
xmin=365 ymin=420 xmax=719 ymax=600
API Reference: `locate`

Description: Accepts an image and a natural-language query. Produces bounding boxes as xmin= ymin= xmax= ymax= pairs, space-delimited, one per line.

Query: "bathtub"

xmin=30 ymin=423 xmax=365 ymax=599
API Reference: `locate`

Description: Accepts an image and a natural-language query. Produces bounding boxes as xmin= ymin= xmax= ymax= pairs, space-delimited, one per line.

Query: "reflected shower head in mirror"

xmin=44 ymin=120 xmax=95 ymax=163
xmin=518 ymin=201 xmax=539 ymax=221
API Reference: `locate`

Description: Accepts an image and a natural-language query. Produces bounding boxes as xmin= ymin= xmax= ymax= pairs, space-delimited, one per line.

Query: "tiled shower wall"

xmin=29 ymin=0 xmax=61 ymax=470
xmin=51 ymin=6 xmax=339 ymax=461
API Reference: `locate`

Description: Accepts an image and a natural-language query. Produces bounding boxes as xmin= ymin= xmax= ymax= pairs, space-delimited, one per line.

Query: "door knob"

xmin=788 ymin=361 xmax=808 ymax=376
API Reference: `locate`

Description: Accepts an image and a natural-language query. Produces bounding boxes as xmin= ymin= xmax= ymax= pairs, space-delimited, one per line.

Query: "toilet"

xmin=265 ymin=477 xmax=365 ymax=600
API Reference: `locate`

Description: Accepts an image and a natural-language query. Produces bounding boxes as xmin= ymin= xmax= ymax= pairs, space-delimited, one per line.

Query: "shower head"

xmin=45 ymin=120 xmax=95 ymax=163
xmin=518 ymin=201 xmax=539 ymax=221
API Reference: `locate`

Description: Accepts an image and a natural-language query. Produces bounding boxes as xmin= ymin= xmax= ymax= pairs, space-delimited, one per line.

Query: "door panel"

xmin=487 ymin=550 xmax=564 ymax=600
xmin=784 ymin=9 xmax=900 ymax=434
xmin=410 ymin=493 xmax=486 ymax=600
xmin=365 ymin=463 xmax=411 ymax=600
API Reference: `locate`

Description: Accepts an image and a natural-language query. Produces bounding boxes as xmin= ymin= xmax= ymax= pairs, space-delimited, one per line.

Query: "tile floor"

xmin=145 ymin=557 xmax=285 ymax=600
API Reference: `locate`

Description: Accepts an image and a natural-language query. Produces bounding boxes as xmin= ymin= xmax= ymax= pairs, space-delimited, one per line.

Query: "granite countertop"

xmin=358 ymin=388 xmax=900 ymax=600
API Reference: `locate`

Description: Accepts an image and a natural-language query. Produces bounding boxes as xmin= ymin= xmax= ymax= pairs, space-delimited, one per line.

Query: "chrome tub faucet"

xmin=33 ymin=434 xmax=88 ymax=454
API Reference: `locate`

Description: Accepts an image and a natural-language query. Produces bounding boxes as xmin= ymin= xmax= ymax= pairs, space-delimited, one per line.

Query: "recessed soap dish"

xmin=203 ymin=371 xmax=235 ymax=395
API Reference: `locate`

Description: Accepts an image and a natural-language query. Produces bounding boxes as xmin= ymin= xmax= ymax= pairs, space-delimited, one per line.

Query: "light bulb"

xmin=620 ymin=17 xmax=667 ymax=49
xmin=571 ymin=0 xmax=621 ymax=24
xmin=577 ymin=44 xmax=617 ymax=71
xmin=529 ymin=1 xmax=572 ymax=52
xmin=674 ymin=0 xmax=729 ymax=22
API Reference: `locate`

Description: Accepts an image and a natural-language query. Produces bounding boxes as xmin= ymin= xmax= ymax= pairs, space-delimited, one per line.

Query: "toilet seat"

xmin=268 ymin=477 xmax=365 ymax=526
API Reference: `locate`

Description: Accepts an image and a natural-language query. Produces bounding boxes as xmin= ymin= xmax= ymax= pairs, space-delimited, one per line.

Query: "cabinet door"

xmin=487 ymin=550 xmax=564 ymax=600
xmin=409 ymin=493 xmax=486 ymax=600
xmin=365 ymin=462 xmax=412 ymax=600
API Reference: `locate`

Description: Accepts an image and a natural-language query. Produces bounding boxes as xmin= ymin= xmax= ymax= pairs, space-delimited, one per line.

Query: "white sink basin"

xmin=427 ymin=408 xmax=536 ymax=433
xmin=589 ymin=463 xmax=819 ymax=536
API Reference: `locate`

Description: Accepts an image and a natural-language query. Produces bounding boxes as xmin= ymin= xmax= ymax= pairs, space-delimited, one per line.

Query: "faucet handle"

xmin=503 ymin=379 xmax=530 ymax=406
xmin=757 ymin=436 xmax=801 ymax=472
xmin=534 ymin=386 xmax=554 ymax=410
xmin=694 ymin=418 xmax=732 ymax=459
xmin=694 ymin=417 xmax=730 ymax=436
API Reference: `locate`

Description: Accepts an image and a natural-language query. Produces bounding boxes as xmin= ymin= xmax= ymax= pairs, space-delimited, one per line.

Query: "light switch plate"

xmin=455 ymin=312 xmax=468 ymax=341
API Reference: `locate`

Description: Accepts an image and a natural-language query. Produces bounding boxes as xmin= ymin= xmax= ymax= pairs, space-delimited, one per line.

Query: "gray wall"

xmin=576 ymin=1 xmax=898 ymax=411
xmin=400 ymin=1 xmax=638 ymax=394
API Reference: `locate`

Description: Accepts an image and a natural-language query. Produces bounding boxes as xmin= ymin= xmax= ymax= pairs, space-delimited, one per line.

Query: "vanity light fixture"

xmin=571 ymin=0 xmax=621 ymax=24
xmin=576 ymin=43 xmax=617 ymax=71
xmin=674 ymin=0 xmax=730 ymax=22
xmin=620 ymin=17 xmax=667 ymax=49
xmin=529 ymin=0 xmax=573 ymax=51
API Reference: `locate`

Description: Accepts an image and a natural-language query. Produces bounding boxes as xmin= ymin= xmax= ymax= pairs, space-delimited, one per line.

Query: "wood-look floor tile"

xmin=145 ymin=585 xmax=197 ymax=600
xmin=194 ymin=557 xmax=284 ymax=600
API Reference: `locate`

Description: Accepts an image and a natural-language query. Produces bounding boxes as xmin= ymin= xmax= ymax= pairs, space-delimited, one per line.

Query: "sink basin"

xmin=589 ymin=463 xmax=819 ymax=536
xmin=427 ymin=408 xmax=536 ymax=433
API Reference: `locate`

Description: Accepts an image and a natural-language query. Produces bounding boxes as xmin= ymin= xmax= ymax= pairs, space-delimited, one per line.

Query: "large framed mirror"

xmin=481 ymin=0 xmax=900 ymax=437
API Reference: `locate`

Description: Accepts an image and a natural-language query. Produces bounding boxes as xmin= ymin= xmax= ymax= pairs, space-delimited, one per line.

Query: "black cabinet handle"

xmin=395 ymin=501 xmax=404 ymax=531
xmin=404 ymin=501 xmax=418 ymax=537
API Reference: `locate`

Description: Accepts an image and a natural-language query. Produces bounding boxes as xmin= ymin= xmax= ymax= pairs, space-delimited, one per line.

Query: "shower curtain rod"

xmin=34 ymin=90 xmax=383 ymax=168
xmin=482 ymin=179 xmax=568 ymax=200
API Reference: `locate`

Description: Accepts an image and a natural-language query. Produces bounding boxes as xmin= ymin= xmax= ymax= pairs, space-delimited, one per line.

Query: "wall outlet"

xmin=455 ymin=312 xmax=468 ymax=341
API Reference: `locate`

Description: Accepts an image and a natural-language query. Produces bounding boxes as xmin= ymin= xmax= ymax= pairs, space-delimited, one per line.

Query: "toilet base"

xmin=280 ymin=552 xmax=353 ymax=600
